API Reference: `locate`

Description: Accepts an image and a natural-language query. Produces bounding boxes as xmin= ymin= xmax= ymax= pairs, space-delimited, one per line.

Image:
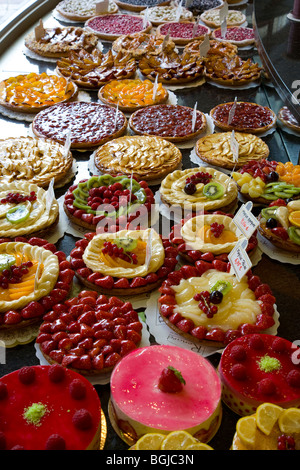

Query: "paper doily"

xmin=258 ymin=232 xmax=300 ymax=265
xmin=206 ymin=79 xmax=261 ymax=90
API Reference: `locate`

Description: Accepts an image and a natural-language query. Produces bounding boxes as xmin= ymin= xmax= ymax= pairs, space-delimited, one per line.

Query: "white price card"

xmin=192 ymin=101 xmax=198 ymax=132
xmin=219 ymin=1 xmax=228 ymax=24
xmin=96 ymin=0 xmax=109 ymax=14
xmin=232 ymin=201 xmax=260 ymax=239
xmin=145 ymin=229 xmax=153 ymax=269
xmin=114 ymin=103 xmax=119 ymax=131
xmin=64 ymin=129 xmax=71 ymax=158
xmin=152 ymin=74 xmax=158 ymax=101
xmin=143 ymin=7 xmax=149 ymax=28
xmin=34 ymin=19 xmax=45 ymax=41
xmin=228 ymin=96 xmax=237 ymax=125
xmin=228 ymin=238 xmax=252 ymax=281
xmin=46 ymin=178 xmax=55 ymax=213
xmin=221 ymin=18 xmax=227 ymax=38
xmin=199 ymin=34 xmax=210 ymax=57
xmin=176 ymin=0 xmax=183 ymax=21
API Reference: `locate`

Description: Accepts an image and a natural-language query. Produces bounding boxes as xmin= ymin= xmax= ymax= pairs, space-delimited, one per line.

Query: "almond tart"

xmin=56 ymin=0 xmax=118 ymax=21
xmin=140 ymin=5 xmax=194 ymax=26
xmin=183 ymin=38 xmax=238 ymax=58
xmin=69 ymin=229 xmax=178 ymax=296
xmin=98 ymin=79 xmax=169 ymax=113
xmin=156 ymin=21 xmax=211 ymax=46
xmin=32 ymin=102 xmax=127 ymax=150
xmin=129 ymin=104 xmax=206 ymax=142
xmin=63 ymin=173 xmax=154 ymax=231
xmin=277 ymin=106 xmax=300 ymax=134
xmin=200 ymin=9 xmax=246 ymax=29
xmin=0 ymin=73 xmax=78 ymax=114
xmin=112 ymin=32 xmax=173 ymax=58
xmin=56 ymin=49 xmax=136 ymax=89
xmin=195 ymin=132 xmax=270 ymax=170
xmin=158 ymin=263 xmax=276 ymax=348
xmin=36 ymin=290 xmax=143 ymax=375
xmin=212 ymin=26 xmax=255 ymax=47
xmin=84 ymin=14 xmax=152 ymax=41
xmin=203 ymin=55 xmax=261 ymax=87
xmin=114 ymin=0 xmax=170 ymax=12
xmin=94 ymin=135 xmax=182 ymax=182
xmin=0 ymin=236 xmax=74 ymax=331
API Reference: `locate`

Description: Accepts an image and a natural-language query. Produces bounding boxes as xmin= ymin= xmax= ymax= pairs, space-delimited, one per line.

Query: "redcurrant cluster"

xmin=210 ymin=222 xmax=225 ymax=238
xmin=277 ymin=434 xmax=296 ymax=450
xmin=186 ymin=172 xmax=212 ymax=185
xmin=101 ymin=242 xmax=138 ymax=265
xmin=194 ymin=291 xmax=218 ymax=318
xmin=0 ymin=261 xmax=33 ymax=289
xmin=0 ymin=192 xmax=36 ymax=204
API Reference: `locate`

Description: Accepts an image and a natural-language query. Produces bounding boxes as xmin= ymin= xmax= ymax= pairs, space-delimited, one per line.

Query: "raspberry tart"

xmin=219 ymin=334 xmax=300 ymax=416
xmin=277 ymin=106 xmax=300 ymax=134
xmin=156 ymin=21 xmax=211 ymax=46
xmin=56 ymin=0 xmax=118 ymax=21
xmin=63 ymin=174 xmax=154 ymax=231
xmin=84 ymin=14 xmax=152 ymax=41
xmin=109 ymin=344 xmax=222 ymax=445
xmin=0 ymin=365 xmax=102 ymax=450
xmin=36 ymin=290 xmax=143 ymax=374
xmin=0 ymin=237 xmax=74 ymax=331
xmin=203 ymin=55 xmax=261 ymax=87
xmin=69 ymin=229 xmax=178 ymax=296
xmin=158 ymin=264 xmax=276 ymax=347
xmin=212 ymin=26 xmax=255 ymax=47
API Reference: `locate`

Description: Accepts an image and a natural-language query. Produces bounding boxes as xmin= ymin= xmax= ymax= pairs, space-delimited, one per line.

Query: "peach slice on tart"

xmin=158 ymin=263 xmax=276 ymax=348
xmin=70 ymin=229 xmax=178 ymax=296
xmin=36 ymin=290 xmax=143 ymax=375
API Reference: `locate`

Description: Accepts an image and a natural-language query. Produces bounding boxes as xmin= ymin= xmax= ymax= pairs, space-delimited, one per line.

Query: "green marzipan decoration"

xmin=258 ymin=355 xmax=281 ymax=373
xmin=23 ymin=402 xmax=48 ymax=426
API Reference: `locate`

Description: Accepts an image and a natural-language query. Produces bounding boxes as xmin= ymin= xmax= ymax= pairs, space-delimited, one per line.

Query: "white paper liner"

xmin=206 ymin=79 xmax=261 ymax=90
xmin=213 ymin=123 xmax=277 ymax=138
xmin=137 ymin=68 xmax=206 ymax=90
xmin=287 ymin=12 xmax=300 ymax=22
xmin=277 ymin=119 xmax=300 ymax=138
xmin=257 ymin=232 xmax=300 ymax=265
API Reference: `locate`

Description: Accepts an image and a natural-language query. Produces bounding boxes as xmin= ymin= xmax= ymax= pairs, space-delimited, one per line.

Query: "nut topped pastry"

xmin=184 ymin=38 xmax=238 ymax=58
xmin=56 ymin=0 xmax=118 ymax=21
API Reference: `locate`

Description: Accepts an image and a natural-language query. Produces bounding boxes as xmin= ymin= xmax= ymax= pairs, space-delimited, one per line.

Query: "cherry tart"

xmin=69 ymin=230 xmax=178 ymax=296
xmin=203 ymin=55 xmax=261 ymax=87
xmin=85 ymin=14 xmax=152 ymax=41
xmin=56 ymin=0 xmax=118 ymax=21
xmin=156 ymin=21 xmax=211 ymax=46
xmin=212 ymin=26 xmax=255 ymax=47
xmin=0 ymin=236 xmax=74 ymax=331
xmin=36 ymin=291 xmax=143 ymax=375
xmin=158 ymin=264 xmax=276 ymax=348
xmin=63 ymin=174 xmax=155 ymax=231
xmin=277 ymin=106 xmax=300 ymax=134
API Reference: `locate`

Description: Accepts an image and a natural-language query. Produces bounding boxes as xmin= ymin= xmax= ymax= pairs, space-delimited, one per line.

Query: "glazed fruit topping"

xmin=194 ymin=290 xmax=218 ymax=318
xmin=239 ymin=159 xmax=278 ymax=183
xmin=158 ymin=366 xmax=186 ymax=393
xmin=277 ymin=434 xmax=296 ymax=450
xmin=185 ymin=171 xmax=212 ymax=186
xmin=210 ymin=222 xmax=224 ymax=238
xmin=101 ymin=241 xmax=138 ymax=265
xmin=0 ymin=261 xmax=33 ymax=289
xmin=0 ymin=191 xmax=36 ymax=204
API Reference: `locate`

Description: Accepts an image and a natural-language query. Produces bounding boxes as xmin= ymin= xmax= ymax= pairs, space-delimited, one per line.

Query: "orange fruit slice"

xmin=288 ymin=210 xmax=300 ymax=227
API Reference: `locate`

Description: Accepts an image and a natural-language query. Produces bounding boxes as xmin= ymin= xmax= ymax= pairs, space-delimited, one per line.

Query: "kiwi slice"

xmin=261 ymin=206 xmax=279 ymax=220
xmin=288 ymin=226 xmax=300 ymax=245
xmin=210 ymin=280 xmax=232 ymax=295
xmin=203 ymin=182 xmax=224 ymax=200
xmin=0 ymin=254 xmax=16 ymax=272
xmin=6 ymin=205 xmax=30 ymax=224
xmin=114 ymin=238 xmax=138 ymax=252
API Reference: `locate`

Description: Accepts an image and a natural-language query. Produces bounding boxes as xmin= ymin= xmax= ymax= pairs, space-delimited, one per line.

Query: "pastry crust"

xmin=56 ymin=0 xmax=118 ymax=21
xmin=204 ymin=55 xmax=261 ymax=87
xmin=200 ymin=9 xmax=246 ymax=28
xmin=277 ymin=106 xmax=300 ymax=133
xmin=85 ymin=14 xmax=152 ymax=41
xmin=112 ymin=32 xmax=171 ymax=58
xmin=258 ymin=217 xmax=300 ymax=253
xmin=156 ymin=21 xmax=211 ymax=45
xmin=212 ymin=26 xmax=255 ymax=47
xmin=184 ymin=38 xmax=238 ymax=58
xmin=114 ymin=0 xmax=170 ymax=12
xmin=140 ymin=5 xmax=194 ymax=26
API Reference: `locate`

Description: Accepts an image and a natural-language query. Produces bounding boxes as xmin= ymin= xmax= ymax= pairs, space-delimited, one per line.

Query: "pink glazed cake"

xmin=109 ymin=344 xmax=222 ymax=445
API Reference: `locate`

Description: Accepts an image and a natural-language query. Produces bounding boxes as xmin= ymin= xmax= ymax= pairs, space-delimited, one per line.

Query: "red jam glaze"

xmin=212 ymin=102 xmax=275 ymax=129
xmin=86 ymin=15 xmax=150 ymax=35
xmin=160 ymin=22 xmax=209 ymax=39
xmin=214 ymin=27 xmax=254 ymax=42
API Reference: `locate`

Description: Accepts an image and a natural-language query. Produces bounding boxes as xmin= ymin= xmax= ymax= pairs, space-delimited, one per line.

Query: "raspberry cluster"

xmin=0 ymin=261 xmax=33 ymax=289
xmin=210 ymin=222 xmax=224 ymax=238
xmin=0 ymin=192 xmax=37 ymax=204
xmin=239 ymin=159 xmax=278 ymax=183
xmin=102 ymin=241 xmax=138 ymax=265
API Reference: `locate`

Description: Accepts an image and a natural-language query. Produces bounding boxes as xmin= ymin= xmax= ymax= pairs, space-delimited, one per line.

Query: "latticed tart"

xmin=63 ymin=173 xmax=155 ymax=231
xmin=98 ymin=79 xmax=169 ymax=112
xmin=0 ymin=136 xmax=73 ymax=188
xmin=32 ymin=102 xmax=127 ymax=150
xmin=0 ymin=365 xmax=102 ymax=450
xmin=0 ymin=73 xmax=77 ymax=113
xmin=56 ymin=49 xmax=136 ymax=89
xmin=212 ymin=26 xmax=255 ymax=47
xmin=200 ymin=9 xmax=246 ymax=28
xmin=160 ymin=167 xmax=238 ymax=213
xmin=277 ymin=106 xmax=300 ymax=133
xmin=85 ymin=14 xmax=152 ymax=41
xmin=184 ymin=38 xmax=238 ymax=58
xmin=141 ymin=5 xmax=193 ymax=25
xmin=24 ymin=26 xmax=99 ymax=58
xmin=0 ymin=181 xmax=59 ymax=239
xmin=203 ymin=55 xmax=261 ymax=87
xmin=36 ymin=290 xmax=143 ymax=374
xmin=112 ymin=32 xmax=173 ymax=58
xmin=185 ymin=0 xmax=224 ymax=16
xmin=195 ymin=132 xmax=270 ymax=170
xmin=94 ymin=135 xmax=182 ymax=182
xmin=69 ymin=229 xmax=178 ymax=295
xmin=156 ymin=21 xmax=211 ymax=45
xmin=114 ymin=0 xmax=170 ymax=12
xmin=0 ymin=236 xmax=74 ymax=330
xmin=158 ymin=263 xmax=276 ymax=347
xmin=56 ymin=0 xmax=118 ymax=21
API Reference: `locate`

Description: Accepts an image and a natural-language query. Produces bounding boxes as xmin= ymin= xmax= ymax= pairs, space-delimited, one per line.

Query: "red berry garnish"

xmin=18 ymin=366 xmax=36 ymax=385
xmin=0 ymin=382 xmax=8 ymax=400
xmin=277 ymin=434 xmax=296 ymax=450
xmin=72 ymin=409 xmax=93 ymax=430
xmin=69 ymin=379 xmax=87 ymax=400
xmin=230 ymin=345 xmax=247 ymax=362
xmin=45 ymin=434 xmax=66 ymax=450
xmin=158 ymin=366 xmax=186 ymax=393
xmin=48 ymin=364 xmax=66 ymax=383
xmin=258 ymin=377 xmax=276 ymax=395
xmin=210 ymin=222 xmax=224 ymax=238
xmin=287 ymin=370 xmax=300 ymax=388
xmin=231 ymin=363 xmax=247 ymax=381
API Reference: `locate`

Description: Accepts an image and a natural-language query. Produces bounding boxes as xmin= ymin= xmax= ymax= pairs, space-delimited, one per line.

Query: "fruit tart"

xmin=0 ymin=236 xmax=74 ymax=331
xmin=69 ymin=229 xmax=178 ymax=296
xmin=114 ymin=0 xmax=170 ymax=12
xmin=63 ymin=174 xmax=154 ymax=231
xmin=219 ymin=334 xmax=300 ymax=416
xmin=56 ymin=0 xmax=118 ymax=21
xmin=128 ymin=104 xmax=206 ymax=142
xmin=210 ymin=102 xmax=276 ymax=134
xmin=112 ymin=32 xmax=174 ymax=58
xmin=158 ymin=263 xmax=276 ymax=347
xmin=36 ymin=290 xmax=143 ymax=374
xmin=140 ymin=5 xmax=193 ymax=26
xmin=0 ymin=73 xmax=77 ymax=114
xmin=211 ymin=26 xmax=255 ymax=47
xmin=200 ymin=9 xmax=246 ymax=28
xmin=0 ymin=181 xmax=59 ymax=239
xmin=98 ymin=79 xmax=169 ymax=112
xmin=195 ymin=132 xmax=269 ymax=170
xmin=184 ymin=0 xmax=224 ymax=16
xmin=0 ymin=365 xmax=102 ymax=450
xmin=156 ymin=21 xmax=211 ymax=46
xmin=203 ymin=55 xmax=261 ymax=87
xmin=0 ymin=136 xmax=73 ymax=188
xmin=56 ymin=49 xmax=136 ymax=89
xmin=131 ymin=431 xmax=214 ymax=450
xmin=24 ymin=26 xmax=99 ymax=58
xmin=184 ymin=38 xmax=238 ymax=58
xmin=84 ymin=14 xmax=152 ymax=41
xmin=32 ymin=102 xmax=127 ymax=150
xmin=258 ymin=199 xmax=300 ymax=253
xmin=277 ymin=106 xmax=300 ymax=134
xmin=94 ymin=135 xmax=182 ymax=182
xmin=160 ymin=167 xmax=238 ymax=213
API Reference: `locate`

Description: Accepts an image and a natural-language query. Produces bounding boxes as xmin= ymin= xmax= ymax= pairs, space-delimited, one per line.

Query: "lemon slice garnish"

xmin=256 ymin=403 xmax=283 ymax=435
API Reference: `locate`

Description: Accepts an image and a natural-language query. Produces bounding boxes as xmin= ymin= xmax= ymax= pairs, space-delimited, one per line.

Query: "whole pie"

xmin=112 ymin=32 xmax=172 ymax=58
xmin=203 ymin=55 xmax=261 ymax=86
xmin=277 ymin=106 xmax=300 ymax=133
xmin=129 ymin=104 xmax=207 ymax=142
xmin=114 ymin=0 xmax=170 ymax=12
xmin=94 ymin=135 xmax=182 ymax=182
xmin=200 ymin=9 xmax=246 ymax=28
xmin=156 ymin=21 xmax=211 ymax=45
xmin=141 ymin=5 xmax=193 ymax=25
xmin=32 ymin=102 xmax=127 ymax=150
xmin=185 ymin=0 xmax=224 ymax=16
xmin=64 ymin=173 xmax=155 ymax=231
xmin=212 ymin=26 xmax=256 ymax=47
xmin=184 ymin=38 xmax=238 ymax=58
xmin=0 ymin=136 xmax=73 ymax=188
xmin=0 ymin=73 xmax=77 ymax=113
xmin=160 ymin=167 xmax=238 ymax=213
xmin=85 ymin=14 xmax=152 ymax=41
xmin=24 ymin=26 xmax=99 ymax=58
xmin=56 ymin=49 xmax=136 ymax=89
xmin=56 ymin=0 xmax=118 ymax=21
xmin=98 ymin=79 xmax=169 ymax=112
xmin=195 ymin=132 xmax=270 ymax=170
xmin=69 ymin=229 xmax=178 ymax=295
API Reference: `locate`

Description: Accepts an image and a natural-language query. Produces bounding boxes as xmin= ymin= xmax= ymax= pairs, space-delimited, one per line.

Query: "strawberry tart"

xmin=109 ymin=344 xmax=222 ymax=445
xmin=0 ymin=364 xmax=101 ymax=449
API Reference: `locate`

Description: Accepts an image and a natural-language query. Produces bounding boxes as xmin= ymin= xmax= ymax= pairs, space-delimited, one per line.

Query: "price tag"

xmin=64 ymin=129 xmax=71 ymax=158
xmin=192 ymin=101 xmax=198 ymax=132
xmin=162 ymin=34 xmax=170 ymax=50
xmin=199 ymin=34 xmax=210 ymax=57
xmin=219 ymin=1 xmax=228 ymax=24
xmin=230 ymin=130 xmax=239 ymax=163
xmin=232 ymin=201 xmax=260 ymax=239
xmin=176 ymin=0 xmax=183 ymax=21
xmin=143 ymin=7 xmax=149 ymax=28
xmin=46 ymin=178 xmax=55 ymax=213
xmin=114 ymin=103 xmax=119 ymax=131
xmin=192 ymin=19 xmax=198 ymax=38
xmin=96 ymin=0 xmax=109 ymax=14
xmin=34 ymin=19 xmax=45 ymax=41
xmin=228 ymin=96 xmax=237 ymax=125
xmin=145 ymin=229 xmax=153 ymax=269
xmin=129 ymin=171 xmax=134 ymax=203
xmin=221 ymin=18 xmax=227 ymax=38
xmin=228 ymin=238 xmax=252 ymax=281
xmin=152 ymin=74 xmax=158 ymax=101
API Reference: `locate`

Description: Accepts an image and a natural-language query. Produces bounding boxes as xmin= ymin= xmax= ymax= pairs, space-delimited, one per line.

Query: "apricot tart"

xmin=109 ymin=344 xmax=222 ymax=445
xmin=0 ymin=136 xmax=73 ymax=188
xmin=277 ymin=106 xmax=300 ymax=134
xmin=210 ymin=102 xmax=276 ymax=134
xmin=0 ymin=236 xmax=74 ymax=330
xmin=195 ymin=132 xmax=269 ymax=170
xmin=129 ymin=104 xmax=207 ymax=142
xmin=32 ymin=102 xmax=127 ymax=150
xmin=200 ymin=9 xmax=246 ymax=28
xmin=56 ymin=49 xmax=136 ymax=89
xmin=160 ymin=167 xmax=238 ymax=213
xmin=184 ymin=38 xmax=238 ymax=58
xmin=0 ymin=181 xmax=59 ymax=239
xmin=69 ymin=229 xmax=178 ymax=296
xmin=98 ymin=79 xmax=169 ymax=112
xmin=156 ymin=22 xmax=211 ymax=46
xmin=158 ymin=264 xmax=276 ymax=347
xmin=56 ymin=0 xmax=118 ymax=21
xmin=94 ymin=135 xmax=182 ymax=182
xmin=114 ymin=0 xmax=170 ymax=12
xmin=85 ymin=14 xmax=152 ymax=41
xmin=203 ymin=55 xmax=261 ymax=87
xmin=219 ymin=334 xmax=300 ymax=416
xmin=0 ymin=73 xmax=77 ymax=114
xmin=141 ymin=5 xmax=193 ymax=25
xmin=212 ymin=26 xmax=255 ymax=47
xmin=63 ymin=174 xmax=154 ymax=231
xmin=0 ymin=365 xmax=102 ymax=450
xmin=36 ymin=290 xmax=143 ymax=374
xmin=112 ymin=32 xmax=172 ymax=58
